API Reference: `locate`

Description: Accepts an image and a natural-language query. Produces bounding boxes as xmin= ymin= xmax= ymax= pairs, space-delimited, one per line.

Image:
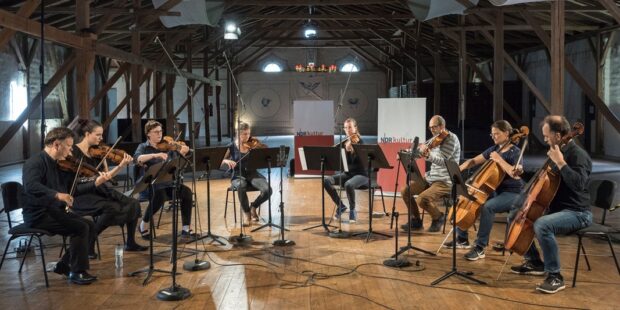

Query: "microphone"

xmin=411 ymin=136 xmax=419 ymax=157
xmin=279 ymin=145 xmax=286 ymax=166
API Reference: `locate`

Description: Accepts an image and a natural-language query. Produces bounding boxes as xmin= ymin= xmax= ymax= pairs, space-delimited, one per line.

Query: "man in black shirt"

xmin=509 ymin=115 xmax=592 ymax=294
xmin=22 ymin=127 xmax=112 ymax=285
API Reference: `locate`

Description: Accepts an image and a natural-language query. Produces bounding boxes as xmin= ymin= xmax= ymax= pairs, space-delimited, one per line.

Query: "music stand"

xmin=392 ymin=150 xmax=435 ymax=257
xmin=128 ymin=159 xmax=176 ymax=285
xmin=273 ymin=146 xmax=295 ymax=246
xmin=301 ymin=146 xmax=340 ymax=233
xmin=246 ymin=147 xmax=284 ymax=232
xmin=192 ymin=147 xmax=228 ymax=245
xmin=431 ymin=159 xmax=486 ymax=286
xmin=351 ymin=144 xmax=393 ymax=242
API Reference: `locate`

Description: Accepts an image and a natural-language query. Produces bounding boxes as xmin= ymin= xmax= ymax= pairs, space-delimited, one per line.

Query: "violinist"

xmin=508 ymin=115 xmax=591 ymax=294
xmin=222 ymin=122 xmax=272 ymax=225
xmin=71 ymin=120 xmax=147 ymax=255
xmin=22 ymin=127 xmax=111 ymax=285
xmin=134 ymin=120 xmax=195 ymax=238
xmin=442 ymin=120 xmax=524 ymax=261
xmin=323 ymin=118 xmax=367 ymax=223
xmin=400 ymin=115 xmax=461 ymax=232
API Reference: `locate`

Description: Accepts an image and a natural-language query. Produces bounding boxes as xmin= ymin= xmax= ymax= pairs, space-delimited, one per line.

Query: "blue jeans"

xmin=456 ymin=191 xmax=519 ymax=248
xmin=508 ymin=208 xmax=592 ymax=273
xmin=232 ymin=174 xmax=272 ymax=213
xmin=323 ymin=172 xmax=369 ymax=210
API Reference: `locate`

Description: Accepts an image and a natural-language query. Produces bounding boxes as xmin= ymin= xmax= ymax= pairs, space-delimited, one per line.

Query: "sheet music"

xmin=298 ymin=147 xmax=308 ymax=171
xmin=340 ymin=148 xmax=349 ymax=172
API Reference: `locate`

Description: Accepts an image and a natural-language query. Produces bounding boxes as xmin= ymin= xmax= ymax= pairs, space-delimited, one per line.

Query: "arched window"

xmin=263 ymin=63 xmax=283 ymax=72
xmin=340 ymin=63 xmax=359 ymax=72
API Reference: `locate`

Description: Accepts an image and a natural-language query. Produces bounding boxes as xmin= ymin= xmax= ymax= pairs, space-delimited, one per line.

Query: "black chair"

xmin=0 ymin=182 xmax=54 ymax=287
xmin=357 ymin=180 xmax=387 ymax=216
xmin=572 ymin=179 xmax=620 ymax=287
xmin=224 ymin=185 xmax=260 ymax=223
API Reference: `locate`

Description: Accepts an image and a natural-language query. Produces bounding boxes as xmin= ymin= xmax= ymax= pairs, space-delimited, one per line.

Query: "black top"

xmin=481 ymin=144 xmax=525 ymax=193
xmin=227 ymin=143 xmax=266 ymax=179
xmin=21 ymin=151 xmax=95 ymax=224
xmin=134 ymin=141 xmax=180 ymax=189
xmin=337 ymin=137 xmax=367 ymax=176
xmin=549 ymin=140 xmax=592 ymax=213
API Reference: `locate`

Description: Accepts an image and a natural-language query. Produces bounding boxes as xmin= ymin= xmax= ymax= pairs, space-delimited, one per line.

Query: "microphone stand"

xmin=223 ymin=51 xmax=252 ymax=245
xmin=273 ymin=145 xmax=294 ymax=246
xmin=328 ymin=57 xmax=356 ymax=239
xmin=154 ymin=36 xmax=213 ymax=273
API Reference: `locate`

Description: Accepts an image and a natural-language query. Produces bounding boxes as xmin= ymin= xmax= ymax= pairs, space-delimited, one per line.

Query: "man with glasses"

xmin=400 ymin=115 xmax=461 ymax=232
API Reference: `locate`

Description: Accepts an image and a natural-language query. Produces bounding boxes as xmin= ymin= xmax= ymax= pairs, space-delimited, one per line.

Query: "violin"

xmin=156 ymin=136 xmax=189 ymax=152
xmin=505 ymin=123 xmax=584 ymax=256
xmin=448 ymin=126 xmax=530 ymax=231
xmin=58 ymin=156 xmax=99 ymax=178
xmin=242 ymin=136 xmax=267 ymax=150
xmin=333 ymin=133 xmax=360 ymax=147
xmin=420 ymin=130 xmax=449 ymax=157
xmin=88 ymin=143 xmax=130 ymax=165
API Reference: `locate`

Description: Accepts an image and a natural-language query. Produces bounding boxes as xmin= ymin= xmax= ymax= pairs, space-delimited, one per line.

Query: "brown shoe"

xmin=250 ymin=206 xmax=260 ymax=222
xmin=243 ymin=212 xmax=252 ymax=226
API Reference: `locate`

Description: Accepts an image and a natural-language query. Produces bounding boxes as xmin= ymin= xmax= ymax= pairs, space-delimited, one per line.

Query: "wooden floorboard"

xmin=0 ymin=176 xmax=619 ymax=309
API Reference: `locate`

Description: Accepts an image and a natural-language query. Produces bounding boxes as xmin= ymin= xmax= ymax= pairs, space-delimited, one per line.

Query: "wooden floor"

xmin=0 ymin=174 xmax=619 ymax=310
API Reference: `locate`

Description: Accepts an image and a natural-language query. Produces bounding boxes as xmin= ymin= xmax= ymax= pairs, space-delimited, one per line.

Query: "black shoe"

xmin=464 ymin=246 xmax=486 ymax=261
xmin=428 ymin=214 xmax=445 ymax=232
xmin=510 ymin=261 xmax=545 ymax=276
xmin=536 ymin=273 xmax=565 ymax=294
xmin=88 ymin=253 xmax=98 ymax=260
xmin=400 ymin=218 xmax=423 ymax=231
xmin=443 ymin=239 xmax=471 ymax=249
xmin=139 ymin=227 xmax=151 ymax=240
xmin=124 ymin=243 xmax=148 ymax=252
xmin=52 ymin=261 xmax=70 ymax=277
xmin=181 ymin=230 xmax=198 ymax=238
xmin=68 ymin=271 xmax=97 ymax=285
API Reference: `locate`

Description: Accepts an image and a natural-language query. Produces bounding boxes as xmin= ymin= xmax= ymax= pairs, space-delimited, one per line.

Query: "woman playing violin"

xmin=134 ymin=120 xmax=195 ymax=238
xmin=71 ymin=119 xmax=147 ymax=255
xmin=323 ymin=118 xmax=368 ymax=223
xmin=443 ymin=120 xmax=524 ymax=261
xmin=507 ymin=115 xmax=591 ymax=294
xmin=400 ymin=115 xmax=461 ymax=232
xmin=222 ymin=122 xmax=272 ymax=225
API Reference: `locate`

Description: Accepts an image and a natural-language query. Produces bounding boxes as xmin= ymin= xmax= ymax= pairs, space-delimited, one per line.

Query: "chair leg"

xmin=95 ymin=237 xmax=102 ymax=260
xmin=157 ymin=203 xmax=164 ymax=229
xmin=121 ymin=225 xmax=126 ymax=245
xmin=36 ymin=235 xmax=49 ymax=288
xmin=380 ymin=188 xmax=387 ymax=215
xmin=442 ymin=200 xmax=450 ymax=234
xmin=606 ymin=234 xmax=620 ymax=275
xmin=233 ymin=190 xmax=237 ymax=223
xmin=0 ymin=236 xmax=16 ymax=270
xmin=224 ymin=189 xmax=230 ymax=219
xmin=581 ymin=244 xmax=591 ymax=271
xmin=19 ymin=235 xmax=35 ymax=273
xmin=573 ymin=235 xmax=583 ymax=287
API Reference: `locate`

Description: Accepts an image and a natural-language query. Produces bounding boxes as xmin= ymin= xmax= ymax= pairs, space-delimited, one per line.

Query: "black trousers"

xmin=143 ymin=184 xmax=193 ymax=226
xmin=29 ymin=206 xmax=95 ymax=273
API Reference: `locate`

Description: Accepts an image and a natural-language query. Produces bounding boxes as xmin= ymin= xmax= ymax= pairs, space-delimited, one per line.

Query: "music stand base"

xmin=328 ymin=230 xmax=350 ymax=239
xmin=157 ymin=285 xmax=191 ymax=301
xmin=383 ymin=258 xmax=411 ymax=268
xmin=273 ymin=239 xmax=295 ymax=247
xmin=251 ymin=222 xmax=287 ymax=232
xmin=392 ymin=245 xmax=436 ymax=258
xmin=183 ymin=259 xmax=211 ymax=271
xmin=303 ymin=223 xmax=337 ymax=232
xmin=352 ymin=230 xmax=392 ymax=242
xmin=431 ymin=270 xmax=487 ymax=286
xmin=229 ymin=234 xmax=253 ymax=245
xmin=193 ymin=232 xmax=227 ymax=245
xmin=128 ymin=267 xmax=172 ymax=286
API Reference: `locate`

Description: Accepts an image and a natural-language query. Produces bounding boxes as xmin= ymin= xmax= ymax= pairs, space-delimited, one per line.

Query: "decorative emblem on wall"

xmin=299 ymin=81 xmax=320 ymax=92
xmin=297 ymin=77 xmax=325 ymax=99
xmin=261 ymin=97 xmax=271 ymax=107
xmin=250 ymin=88 xmax=282 ymax=119
xmin=347 ymin=97 xmax=359 ymax=108
xmin=341 ymin=88 xmax=368 ymax=118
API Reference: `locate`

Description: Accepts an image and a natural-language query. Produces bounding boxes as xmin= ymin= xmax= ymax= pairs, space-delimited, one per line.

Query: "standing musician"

xmin=134 ymin=120 xmax=195 ymax=238
xmin=71 ymin=119 xmax=147 ymax=255
xmin=323 ymin=118 xmax=368 ymax=223
xmin=22 ymin=127 xmax=111 ymax=284
xmin=222 ymin=122 xmax=272 ymax=226
xmin=442 ymin=120 xmax=524 ymax=260
xmin=400 ymin=115 xmax=461 ymax=232
xmin=508 ymin=115 xmax=592 ymax=294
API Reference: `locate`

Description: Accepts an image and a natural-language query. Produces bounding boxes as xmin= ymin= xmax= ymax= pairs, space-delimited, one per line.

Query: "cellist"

xmin=442 ymin=120 xmax=524 ymax=261
xmin=508 ymin=115 xmax=592 ymax=294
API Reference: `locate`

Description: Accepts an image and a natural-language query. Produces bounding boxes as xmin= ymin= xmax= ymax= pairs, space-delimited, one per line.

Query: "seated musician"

xmin=222 ymin=122 xmax=272 ymax=226
xmin=400 ymin=115 xmax=461 ymax=232
xmin=22 ymin=127 xmax=110 ymax=284
xmin=71 ymin=119 xmax=147 ymax=255
xmin=508 ymin=115 xmax=592 ymax=294
xmin=442 ymin=120 xmax=524 ymax=260
xmin=322 ymin=117 xmax=367 ymax=223
xmin=134 ymin=120 xmax=195 ymax=238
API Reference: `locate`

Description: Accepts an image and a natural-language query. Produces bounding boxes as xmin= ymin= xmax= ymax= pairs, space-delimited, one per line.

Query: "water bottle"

xmin=115 ymin=244 xmax=123 ymax=268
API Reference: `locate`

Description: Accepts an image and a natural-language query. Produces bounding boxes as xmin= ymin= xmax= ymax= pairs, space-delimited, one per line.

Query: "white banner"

xmin=293 ymin=100 xmax=333 ymax=135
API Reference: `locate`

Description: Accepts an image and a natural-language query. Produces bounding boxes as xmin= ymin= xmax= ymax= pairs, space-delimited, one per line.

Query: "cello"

xmin=505 ymin=122 xmax=584 ymax=255
xmin=449 ymin=127 xmax=529 ymax=231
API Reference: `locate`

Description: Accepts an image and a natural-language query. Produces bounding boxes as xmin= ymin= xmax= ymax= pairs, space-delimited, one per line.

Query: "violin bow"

xmin=513 ymin=137 xmax=529 ymax=175
xmin=66 ymin=156 xmax=85 ymax=213
xmin=95 ymin=136 xmax=123 ymax=170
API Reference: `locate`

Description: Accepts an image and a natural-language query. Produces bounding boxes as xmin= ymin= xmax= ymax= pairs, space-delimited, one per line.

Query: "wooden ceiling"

xmin=1 ymin=0 xmax=619 ymax=74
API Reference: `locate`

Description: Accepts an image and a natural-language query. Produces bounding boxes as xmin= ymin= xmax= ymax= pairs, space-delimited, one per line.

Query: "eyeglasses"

xmin=428 ymin=125 xmax=440 ymax=130
xmin=489 ymin=132 xmax=502 ymax=138
xmin=151 ymin=130 xmax=163 ymax=134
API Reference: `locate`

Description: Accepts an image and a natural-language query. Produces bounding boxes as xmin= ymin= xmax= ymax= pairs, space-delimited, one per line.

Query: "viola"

xmin=88 ymin=143 xmax=130 ymax=165
xmin=333 ymin=133 xmax=360 ymax=147
xmin=58 ymin=156 xmax=99 ymax=178
xmin=448 ymin=126 xmax=530 ymax=231
xmin=505 ymin=123 xmax=584 ymax=256
xmin=420 ymin=130 xmax=449 ymax=157
xmin=156 ymin=136 xmax=188 ymax=152
xmin=242 ymin=136 xmax=267 ymax=150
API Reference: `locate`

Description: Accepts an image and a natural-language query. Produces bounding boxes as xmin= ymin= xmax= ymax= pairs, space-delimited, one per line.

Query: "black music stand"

xmin=128 ymin=159 xmax=176 ymax=286
xmin=392 ymin=150 xmax=435 ymax=257
xmin=351 ymin=144 xmax=393 ymax=242
xmin=431 ymin=159 xmax=486 ymax=286
xmin=247 ymin=147 xmax=284 ymax=232
xmin=273 ymin=146 xmax=294 ymax=246
xmin=301 ymin=146 xmax=340 ymax=233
